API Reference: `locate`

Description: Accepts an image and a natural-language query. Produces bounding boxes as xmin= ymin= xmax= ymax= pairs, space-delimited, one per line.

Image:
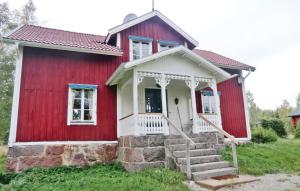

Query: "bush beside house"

xmin=252 ymin=127 xmax=278 ymax=143
xmin=261 ymin=118 xmax=287 ymax=137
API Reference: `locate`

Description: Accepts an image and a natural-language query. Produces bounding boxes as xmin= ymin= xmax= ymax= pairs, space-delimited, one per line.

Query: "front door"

xmin=145 ymin=88 xmax=162 ymax=113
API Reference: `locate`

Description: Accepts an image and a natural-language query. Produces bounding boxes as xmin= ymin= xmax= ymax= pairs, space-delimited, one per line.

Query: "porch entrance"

xmin=145 ymin=88 xmax=162 ymax=113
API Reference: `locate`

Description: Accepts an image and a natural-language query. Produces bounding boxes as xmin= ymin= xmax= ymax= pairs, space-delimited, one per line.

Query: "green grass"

xmin=0 ymin=163 xmax=190 ymax=191
xmin=223 ymin=139 xmax=300 ymax=175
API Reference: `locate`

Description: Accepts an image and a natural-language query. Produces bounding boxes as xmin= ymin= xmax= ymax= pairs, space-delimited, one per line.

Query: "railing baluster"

xmin=186 ymin=139 xmax=191 ymax=180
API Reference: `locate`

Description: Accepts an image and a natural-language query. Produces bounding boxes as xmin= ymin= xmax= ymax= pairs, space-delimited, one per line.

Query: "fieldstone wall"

xmin=117 ymin=133 xmax=224 ymax=172
xmin=6 ymin=143 xmax=117 ymax=172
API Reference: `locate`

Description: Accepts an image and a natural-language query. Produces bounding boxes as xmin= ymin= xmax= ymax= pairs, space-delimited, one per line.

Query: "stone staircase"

xmin=165 ymin=136 xmax=237 ymax=181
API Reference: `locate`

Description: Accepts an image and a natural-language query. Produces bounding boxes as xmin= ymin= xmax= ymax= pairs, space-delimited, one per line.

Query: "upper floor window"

xmin=67 ymin=84 xmax=97 ymax=125
xmin=129 ymin=35 xmax=153 ymax=61
xmin=157 ymin=40 xmax=180 ymax=52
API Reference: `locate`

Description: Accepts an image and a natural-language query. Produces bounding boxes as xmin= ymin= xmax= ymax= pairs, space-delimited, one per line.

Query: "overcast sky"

xmin=3 ymin=0 xmax=300 ymax=109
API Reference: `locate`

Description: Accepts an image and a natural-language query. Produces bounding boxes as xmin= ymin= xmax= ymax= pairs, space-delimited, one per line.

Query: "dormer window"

xmin=158 ymin=40 xmax=180 ymax=52
xmin=129 ymin=36 xmax=153 ymax=61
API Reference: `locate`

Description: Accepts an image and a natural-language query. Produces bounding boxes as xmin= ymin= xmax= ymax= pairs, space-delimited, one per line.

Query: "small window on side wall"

xmin=157 ymin=40 xmax=180 ymax=52
xmin=67 ymin=84 xmax=97 ymax=125
xmin=129 ymin=36 xmax=153 ymax=61
xmin=201 ymin=90 xmax=221 ymax=114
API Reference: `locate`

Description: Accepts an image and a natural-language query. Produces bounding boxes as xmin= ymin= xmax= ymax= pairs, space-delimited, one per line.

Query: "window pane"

xmin=84 ymin=90 xmax=93 ymax=109
xmin=72 ymin=109 xmax=81 ymax=120
xmin=142 ymin=42 xmax=150 ymax=57
xmin=72 ymin=89 xmax=81 ymax=99
xmin=84 ymin=110 xmax=93 ymax=120
xmin=132 ymin=41 xmax=140 ymax=60
xmin=73 ymin=99 xmax=81 ymax=109
xmin=159 ymin=45 xmax=168 ymax=51
xmin=84 ymin=90 xmax=93 ymax=99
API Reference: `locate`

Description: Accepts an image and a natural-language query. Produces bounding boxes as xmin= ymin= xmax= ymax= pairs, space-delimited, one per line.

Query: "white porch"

xmin=117 ymin=71 xmax=222 ymax=136
xmin=106 ymin=46 xmax=231 ymax=137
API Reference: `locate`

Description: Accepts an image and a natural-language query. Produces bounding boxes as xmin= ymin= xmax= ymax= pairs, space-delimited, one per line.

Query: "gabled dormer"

xmin=106 ymin=10 xmax=199 ymax=62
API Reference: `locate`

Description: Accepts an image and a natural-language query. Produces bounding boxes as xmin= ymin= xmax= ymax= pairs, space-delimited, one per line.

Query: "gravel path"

xmin=188 ymin=173 xmax=300 ymax=191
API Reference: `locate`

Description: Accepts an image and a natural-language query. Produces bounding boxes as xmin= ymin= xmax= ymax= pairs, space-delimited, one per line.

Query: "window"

xmin=67 ymin=84 xmax=97 ymax=125
xmin=129 ymin=36 xmax=152 ymax=61
xmin=157 ymin=40 xmax=179 ymax=52
xmin=201 ymin=91 xmax=220 ymax=114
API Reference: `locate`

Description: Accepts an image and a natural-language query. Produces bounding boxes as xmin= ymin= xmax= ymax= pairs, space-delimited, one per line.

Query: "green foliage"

xmin=223 ymin=139 xmax=300 ymax=175
xmin=295 ymin=122 xmax=300 ymax=139
xmin=252 ymin=127 xmax=278 ymax=143
xmin=261 ymin=118 xmax=287 ymax=137
xmin=0 ymin=163 xmax=189 ymax=191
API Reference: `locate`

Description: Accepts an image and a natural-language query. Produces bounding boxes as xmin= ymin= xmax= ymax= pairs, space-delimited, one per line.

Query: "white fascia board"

xmin=106 ymin=11 xmax=199 ymax=47
xmin=3 ymin=39 xmax=123 ymax=56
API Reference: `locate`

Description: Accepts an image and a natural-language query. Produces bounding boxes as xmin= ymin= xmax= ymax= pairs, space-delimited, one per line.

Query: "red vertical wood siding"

xmin=196 ymin=91 xmax=202 ymax=113
xmin=119 ymin=17 xmax=194 ymax=62
xmin=17 ymin=47 xmax=119 ymax=141
xmin=217 ymin=77 xmax=248 ymax=138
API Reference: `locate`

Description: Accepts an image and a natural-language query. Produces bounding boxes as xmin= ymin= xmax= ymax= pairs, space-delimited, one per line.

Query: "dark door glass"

xmin=145 ymin=89 xmax=162 ymax=113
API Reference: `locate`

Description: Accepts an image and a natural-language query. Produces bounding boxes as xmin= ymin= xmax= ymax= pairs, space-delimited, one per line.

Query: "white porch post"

xmin=133 ymin=69 xmax=140 ymax=135
xmin=160 ymin=74 xmax=170 ymax=135
xmin=188 ymin=76 xmax=198 ymax=134
xmin=211 ymin=79 xmax=222 ymax=128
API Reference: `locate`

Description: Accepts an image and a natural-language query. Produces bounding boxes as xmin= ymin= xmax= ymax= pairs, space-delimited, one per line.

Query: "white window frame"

xmin=201 ymin=93 xmax=217 ymax=114
xmin=67 ymin=84 xmax=97 ymax=126
xmin=129 ymin=37 xmax=152 ymax=61
xmin=157 ymin=40 xmax=179 ymax=52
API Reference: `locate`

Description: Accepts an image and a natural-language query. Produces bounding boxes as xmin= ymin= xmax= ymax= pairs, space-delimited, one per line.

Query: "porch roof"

xmin=106 ymin=46 xmax=232 ymax=86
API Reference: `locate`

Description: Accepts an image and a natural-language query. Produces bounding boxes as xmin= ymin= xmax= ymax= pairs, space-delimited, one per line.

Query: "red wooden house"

xmin=289 ymin=108 xmax=300 ymax=128
xmin=4 ymin=11 xmax=255 ymax=179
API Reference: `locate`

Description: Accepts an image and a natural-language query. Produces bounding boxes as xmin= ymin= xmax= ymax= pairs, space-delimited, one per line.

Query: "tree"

xmin=0 ymin=0 xmax=37 ymax=144
xmin=20 ymin=0 xmax=37 ymax=25
xmin=246 ymin=90 xmax=260 ymax=127
xmin=276 ymin=99 xmax=293 ymax=128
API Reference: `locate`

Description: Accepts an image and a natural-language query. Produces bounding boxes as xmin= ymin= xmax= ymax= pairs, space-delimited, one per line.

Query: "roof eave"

xmin=3 ymin=38 xmax=123 ymax=56
xmin=105 ymin=10 xmax=199 ymax=47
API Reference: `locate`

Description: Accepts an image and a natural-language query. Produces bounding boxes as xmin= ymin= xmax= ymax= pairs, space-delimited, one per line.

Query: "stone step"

xmin=177 ymin=155 xmax=222 ymax=165
xmin=190 ymin=161 xmax=231 ymax=172
xmin=192 ymin=167 xmax=237 ymax=181
xmin=168 ymin=143 xmax=210 ymax=151
xmin=165 ymin=137 xmax=207 ymax=145
xmin=173 ymin=149 xmax=217 ymax=158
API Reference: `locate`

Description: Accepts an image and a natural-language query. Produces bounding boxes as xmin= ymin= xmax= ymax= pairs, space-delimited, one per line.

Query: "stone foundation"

xmin=117 ymin=133 xmax=224 ymax=172
xmin=6 ymin=143 xmax=117 ymax=172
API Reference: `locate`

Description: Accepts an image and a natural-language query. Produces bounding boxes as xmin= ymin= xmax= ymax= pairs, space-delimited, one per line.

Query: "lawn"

xmin=0 ymin=163 xmax=190 ymax=191
xmin=223 ymin=139 xmax=300 ymax=175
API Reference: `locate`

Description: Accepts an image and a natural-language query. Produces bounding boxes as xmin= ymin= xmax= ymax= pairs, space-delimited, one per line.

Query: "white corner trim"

xmin=106 ymin=10 xmax=199 ymax=47
xmin=116 ymin=84 xmax=121 ymax=138
xmin=241 ymin=77 xmax=251 ymax=140
xmin=116 ymin=33 xmax=121 ymax=48
xmin=8 ymin=45 xmax=23 ymax=147
xmin=11 ymin=141 xmax=118 ymax=147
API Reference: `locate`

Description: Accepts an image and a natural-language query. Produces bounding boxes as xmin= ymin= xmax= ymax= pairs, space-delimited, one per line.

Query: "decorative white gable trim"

xmin=105 ymin=10 xmax=199 ymax=47
xmin=106 ymin=46 xmax=232 ymax=86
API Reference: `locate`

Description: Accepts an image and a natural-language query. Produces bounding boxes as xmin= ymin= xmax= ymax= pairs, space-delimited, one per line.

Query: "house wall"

xmin=118 ymin=17 xmax=194 ymax=62
xmin=217 ymin=76 xmax=248 ymax=138
xmin=291 ymin=116 xmax=300 ymax=128
xmin=16 ymin=47 xmax=119 ymax=141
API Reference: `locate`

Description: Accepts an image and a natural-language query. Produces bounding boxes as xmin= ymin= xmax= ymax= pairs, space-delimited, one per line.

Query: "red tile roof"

xmin=3 ymin=25 xmax=122 ymax=55
xmin=193 ymin=49 xmax=255 ymax=71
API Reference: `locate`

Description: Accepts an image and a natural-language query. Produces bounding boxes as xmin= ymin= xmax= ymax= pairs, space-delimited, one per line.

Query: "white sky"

xmin=3 ymin=0 xmax=300 ymax=109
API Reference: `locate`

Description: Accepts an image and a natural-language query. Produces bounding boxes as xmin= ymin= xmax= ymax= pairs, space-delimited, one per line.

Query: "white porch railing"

xmin=119 ymin=113 xmax=167 ymax=136
xmin=195 ymin=113 xmax=219 ymax=132
xmin=138 ymin=113 xmax=167 ymax=134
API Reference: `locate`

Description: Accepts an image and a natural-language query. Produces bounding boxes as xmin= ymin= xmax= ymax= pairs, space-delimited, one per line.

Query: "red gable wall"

xmin=119 ymin=16 xmax=194 ymax=62
xmin=17 ymin=47 xmax=119 ymax=141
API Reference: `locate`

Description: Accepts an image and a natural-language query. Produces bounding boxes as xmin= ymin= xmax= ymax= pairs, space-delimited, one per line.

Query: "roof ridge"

xmin=21 ymin=24 xmax=106 ymax=38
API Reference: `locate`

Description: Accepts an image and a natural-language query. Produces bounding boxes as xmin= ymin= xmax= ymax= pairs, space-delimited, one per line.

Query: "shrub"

xmin=261 ymin=118 xmax=287 ymax=137
xmin=295 ymin=122 xmax=300 ymax=139
xmin=252 ymin=127 xmax=278 ymax=143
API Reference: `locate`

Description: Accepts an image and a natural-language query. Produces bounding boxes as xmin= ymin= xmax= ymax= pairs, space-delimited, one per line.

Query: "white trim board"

xmin=106 ymin=10 xmax=199 ymax=47
xmin=8 ymin=45 xmax=23 ymax=147
xmin=11 ymin=141 xmax=118 ymax=147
